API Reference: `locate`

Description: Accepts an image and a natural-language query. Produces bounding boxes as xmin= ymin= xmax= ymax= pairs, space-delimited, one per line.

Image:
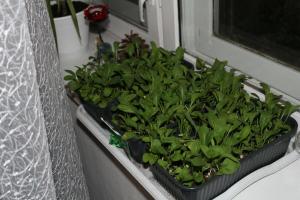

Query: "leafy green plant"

xmin=65 ymin=34 xmax=298 ymax=187
xmin=113 ymin=51 xmax=297 ymax=187
xmin=117 ymin=31 xmax=150 ymax=61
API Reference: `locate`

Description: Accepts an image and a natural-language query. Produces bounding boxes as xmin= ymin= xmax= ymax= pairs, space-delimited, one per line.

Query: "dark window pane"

xmin=106 ymin=0 xmax=147 ymax=30
xmin=214 ymin=0 xmax=300 ymax=69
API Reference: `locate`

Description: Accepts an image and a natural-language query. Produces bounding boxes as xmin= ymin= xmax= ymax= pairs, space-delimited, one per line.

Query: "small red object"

xmin=84 ymin=4 xmax=109 ymax=22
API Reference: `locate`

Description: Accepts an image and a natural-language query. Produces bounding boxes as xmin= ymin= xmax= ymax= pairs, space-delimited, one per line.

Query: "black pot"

xmin=82 ymin=101 xmax=113 ymax=125
xmin=150 ymin=117 xmax=298 ymax=200
xmin=127 ymin=139 xmax=148 ymax=163
xmin=82 ymin=101 xmax=147 ymax=163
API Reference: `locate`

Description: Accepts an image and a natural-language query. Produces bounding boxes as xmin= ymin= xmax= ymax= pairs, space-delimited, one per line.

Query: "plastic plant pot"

xmin=150 ymin=117 xmax=298 ymax=200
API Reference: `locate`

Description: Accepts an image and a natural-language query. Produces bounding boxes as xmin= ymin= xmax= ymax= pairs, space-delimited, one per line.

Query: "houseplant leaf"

xmin=217 ymin=158 xmax=240 ymax=175
xmin=66 ymin=0 xmax=81 ymax=40
xmin=45 ymin=0 xmax=58 ymax=48
xmin=150 ymin=139 xmax=167 ymax=155
xmin=143 ymin=153 xmax=158 ymax=165
xmin=122 ymin=131 xmax=137 ymax=140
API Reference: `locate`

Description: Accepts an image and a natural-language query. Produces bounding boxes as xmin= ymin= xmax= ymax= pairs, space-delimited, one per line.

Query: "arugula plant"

xmin=65 ymin=34 xmax=298 ymax=187
xmin=115 ymin=52 xmax=297 ymax=187
xmin=117 ymin=31 xmax=149 ymax=61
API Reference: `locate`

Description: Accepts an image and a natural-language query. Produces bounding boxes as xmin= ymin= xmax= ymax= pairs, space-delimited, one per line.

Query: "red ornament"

xmin=84 ymin=4 xmax=109 ymax=22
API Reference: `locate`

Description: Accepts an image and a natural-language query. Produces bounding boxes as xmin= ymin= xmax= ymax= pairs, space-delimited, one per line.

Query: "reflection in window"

xmin=105 ymin=0 xmax=147 ymax=30
xmin=214 ymin=0 xmax=300 ymax=69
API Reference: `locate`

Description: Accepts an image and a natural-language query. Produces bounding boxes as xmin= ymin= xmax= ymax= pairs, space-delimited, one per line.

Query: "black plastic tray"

xmin=150 ymin=117 xmax=298 ymax=200
xmin=82 ymin=101 xmax=147 ymax=163
xmin=82 ymin=101 xmax=113 ymax=124
xmin=127 ymin=139 xmax=148 ymax=163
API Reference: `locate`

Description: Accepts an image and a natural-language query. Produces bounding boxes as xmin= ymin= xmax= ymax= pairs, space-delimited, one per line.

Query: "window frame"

xmin=165 ymin=0 xmax=300 ymax=101
xmin=105 ymin=0 xmax=164 ymax=46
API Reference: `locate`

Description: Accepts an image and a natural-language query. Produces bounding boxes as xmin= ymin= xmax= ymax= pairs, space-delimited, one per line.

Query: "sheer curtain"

xmin=0 ymin=0 xmax=89 ymax=199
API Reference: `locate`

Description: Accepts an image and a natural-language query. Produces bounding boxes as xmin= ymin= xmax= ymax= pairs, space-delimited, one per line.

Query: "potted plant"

xmin=64 ymin=33 xmax=298 ymax=200
xmin=45 ymin=0 xmax=89 ymax=54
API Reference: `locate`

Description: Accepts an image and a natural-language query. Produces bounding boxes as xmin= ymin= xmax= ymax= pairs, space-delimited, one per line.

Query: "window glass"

xmin=105 ymin=0 xmax=148 ymax=30
xmin=214 ymin=0 xmax=300 ymax=70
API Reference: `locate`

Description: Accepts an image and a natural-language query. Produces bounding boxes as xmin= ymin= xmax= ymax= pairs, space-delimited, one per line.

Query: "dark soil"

xmin=51 ymin=1 xmax=88 ymax=18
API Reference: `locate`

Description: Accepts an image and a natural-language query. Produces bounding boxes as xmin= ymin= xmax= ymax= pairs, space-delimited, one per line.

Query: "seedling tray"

xmin=82 ymin=101 xmax=112 ymax=125
xmin=82 ymin=101 xmax=147 ymax=163
xmin=150 ymin=117 xmax=297 ymax=200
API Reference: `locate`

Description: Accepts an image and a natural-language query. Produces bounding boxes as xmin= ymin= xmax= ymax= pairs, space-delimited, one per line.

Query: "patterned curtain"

xmin=0 ymin=0 xmax=89 ymax=199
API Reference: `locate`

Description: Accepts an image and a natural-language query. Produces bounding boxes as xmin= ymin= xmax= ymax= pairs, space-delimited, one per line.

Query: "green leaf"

xmin=207 ymin=112 xmax=229 ymax=144
xmin=113 ymin=42 xmax=120 ymax=59
xmin=91 ymin=95 xmax=101 ymax=104
xmin=139 ymin=107 xmax=159 ymax=121
xmin=281 ymin=102 xmax=300 ymax=119
xmin=225 ymin=126 xmax=251 ymax=146
xmin=198 ymin=125 xmax=210 ymax=145
xmin=242 ymin=112 xmax=257 ymax=124
xmin=65 ymin=69 xmax=75 ymax=76
xmin=66 ymin=0 xmax=81 ymax=40
xmin=191 ymin=92 xmax=203 ymax=105
xmin=217 ymin=158 xmax=240 ymax=175
xmin=185 ymin=111 xmax=198 ymax=133
xmin=45 ymin=0 xmax=57 ymax=49
xmin=122 ymin=72 xmax=134 ymax=87
xmin=196 ymin=58 xmax=206 ymax=70
xmin=64 ymin=75 xmax=74 ymax=81
xmin=142 ymin=153 xmax=158 ymax=165
xmin=200 ymin=145 xmax=237 ymax=161
xmin=156 ymin=114 xmax=169 ymax=127
xmin=175 ymin=47 xmax=184 ymax=60
xmin=171 ymin=150 xmax=183 ymax=161
xmin=157 ymin=159 xmax=168 ymax=169
xmin=76 ymin=68 xmax=86 ymax=79
xmin=156 ymin=127 xmax=172 ymax=137
xmin=175 ymin=167 xmax=193 ymax=182
xmin=190 ymin=157 xmax=206 ymax=167
xmin=98 ymin=101 xmax=108 ymax=108
xmin=193 ymin=172 xmax=204 ymax=183
xmin=124 ymin=117 xmax=138 ymax=129
xmin=68 ymin=81 xmax=80 ymax=91
xmin=187 ymin=140 xmax=202 ymax=155
xmin=150 ymin=139 xmax=167 ymax=155
xmin=168 ymin=140 xmax=181 ymax=152
xmin=118 ymin=92 xmax=136 ymax=104
xmin=259 ymin=112 xmax=272 ymax=131
xmin=118 ymin=104 xmax=136 ymax=114
xmin=141 ymin=136 xmax=151 ymax=143
xmin=127 ymin=43 xmax=135 ymax=57
xmin=122 ymin=131 xmax=137 ymax=140
xmin=56 ymin=0 xmax=61 ymax=15
xmin=113 ymin=41 xmax=120 ymax=51
xmin=103 ymin=87 xmax=113 ymax=97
